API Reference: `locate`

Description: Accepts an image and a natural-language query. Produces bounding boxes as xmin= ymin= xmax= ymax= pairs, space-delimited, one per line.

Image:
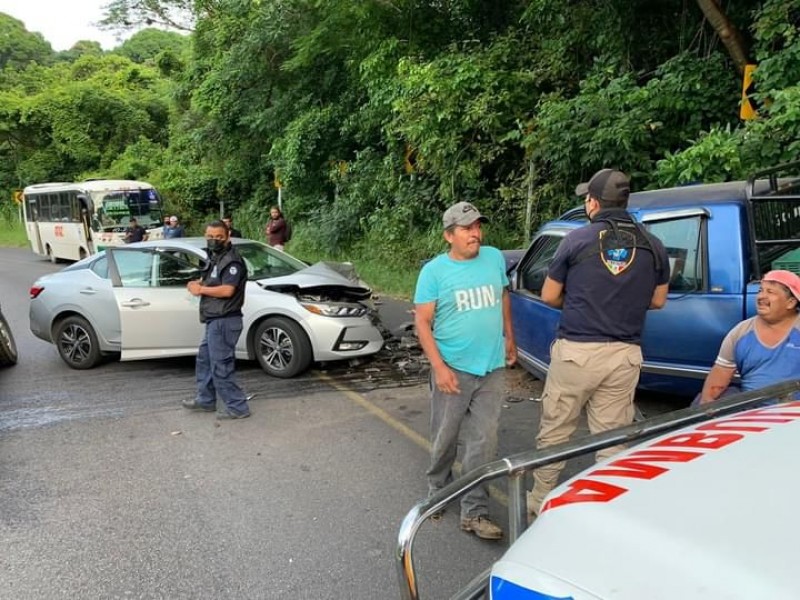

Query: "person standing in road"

xmin=124 ymin=217 xmax=147 ymax=243
xmin=698 ymin=270 xmax=800 ymax=404
xmin=182 ymin=220 xmax=252 ymax=419
xmin=223 ymin=215 xmax=242 ymax=238
xmin=528 ymin=168 xmax=670 ymax=517
xmin=163 ymin=215 xmax=185 ymax=238
xmin=265 ymin=206 xmax=288 ymax=250
xmin=414 ymin=201 xmax=517 ymax=541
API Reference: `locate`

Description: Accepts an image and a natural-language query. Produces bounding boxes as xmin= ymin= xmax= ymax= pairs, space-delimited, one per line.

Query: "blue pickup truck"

xmin=509 ymin=162 xmax=800 ymax=397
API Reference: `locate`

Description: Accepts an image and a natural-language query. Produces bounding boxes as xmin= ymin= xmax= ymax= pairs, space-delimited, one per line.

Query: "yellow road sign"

xmin=740 ymin=64 xmax=758 ymax=121
xmin=13 ymin=190 xmax=23 ymax=204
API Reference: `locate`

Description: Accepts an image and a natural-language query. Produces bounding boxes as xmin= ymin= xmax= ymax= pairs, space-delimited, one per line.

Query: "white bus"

xmin=22 ymin=179 xmax=165 ymax=262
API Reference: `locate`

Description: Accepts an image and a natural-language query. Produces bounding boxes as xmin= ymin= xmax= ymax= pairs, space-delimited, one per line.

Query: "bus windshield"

xmin=92 ymin=188 xmax=163 ymax=232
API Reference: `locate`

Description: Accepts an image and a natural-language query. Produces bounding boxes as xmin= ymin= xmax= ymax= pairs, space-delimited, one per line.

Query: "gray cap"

xmin=442 ymin=201 xmax=489 ymax=229
xmin=575 ymin=168 xmax=630 ymax=203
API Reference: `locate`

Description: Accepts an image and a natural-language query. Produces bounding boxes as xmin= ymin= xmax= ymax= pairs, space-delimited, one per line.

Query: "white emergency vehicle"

xmin=490 ymin=400 xmax=800 ymax=600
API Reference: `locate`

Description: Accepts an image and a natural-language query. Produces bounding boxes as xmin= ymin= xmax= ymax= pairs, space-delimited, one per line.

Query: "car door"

xmin=108 ymin=248 xmax=204 ymax=360
xmin=638 ymin=208 xmax=738 ymax=394
xmin=509 ymin=223 xmax=581 ymax=379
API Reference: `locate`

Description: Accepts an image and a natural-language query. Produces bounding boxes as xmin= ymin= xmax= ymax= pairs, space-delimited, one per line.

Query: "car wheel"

xmin=253 ymin=316 xmax=312 ymax=378
xmin=54 ymin=315 xmax=101 ymax=369
xmin=0 ymin=312 xmax=18 ymax=367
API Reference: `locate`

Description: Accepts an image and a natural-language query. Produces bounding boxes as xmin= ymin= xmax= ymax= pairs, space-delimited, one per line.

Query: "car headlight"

xmin=300 ymin=302 xmax=367 ymax=318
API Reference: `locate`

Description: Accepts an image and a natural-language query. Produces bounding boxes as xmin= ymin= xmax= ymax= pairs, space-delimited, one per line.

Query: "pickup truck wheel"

xmin=253 ymin=317 xmax=312 ymax=378
xmin=54 ymin=315 xmax=101 ymax=369
xmin=0 ymin=311 xmax=18 ymax=367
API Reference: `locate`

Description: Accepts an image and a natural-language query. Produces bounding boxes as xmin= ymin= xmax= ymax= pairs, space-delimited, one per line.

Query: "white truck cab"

xmin=490 ymin=401 xmax=800 ymax=600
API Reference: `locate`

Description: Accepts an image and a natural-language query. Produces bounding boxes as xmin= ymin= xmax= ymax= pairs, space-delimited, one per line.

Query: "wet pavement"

xmin=0 ymin=247 xmax=688 ymax=599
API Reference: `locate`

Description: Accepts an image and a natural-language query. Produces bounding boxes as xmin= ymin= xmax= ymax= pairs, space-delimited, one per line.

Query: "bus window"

xmin=38 ymin=195 xmax=50 ymax=221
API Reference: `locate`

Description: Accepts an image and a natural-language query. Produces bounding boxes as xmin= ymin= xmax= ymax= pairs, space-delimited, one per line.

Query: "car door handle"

xmin=79 ymin=287 xmax=97 ymax=295
xmin=120 ymin=299 xmax=151 ymax=308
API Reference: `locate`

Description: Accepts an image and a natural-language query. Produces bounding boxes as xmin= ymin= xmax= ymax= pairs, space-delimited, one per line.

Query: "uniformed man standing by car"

xmin=528 ymin=168 xmax=670 ymax=517
xmin=182 ymin=220 xmax=252 ymax=419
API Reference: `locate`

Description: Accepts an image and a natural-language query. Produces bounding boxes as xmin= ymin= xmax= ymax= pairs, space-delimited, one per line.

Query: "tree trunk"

xmin=696 ymin=0 xmax=749 ymax=75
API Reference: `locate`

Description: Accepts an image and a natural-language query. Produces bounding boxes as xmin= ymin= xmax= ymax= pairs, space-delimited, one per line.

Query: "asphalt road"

xmin=0 ymin=247 xmax=683 ymax=599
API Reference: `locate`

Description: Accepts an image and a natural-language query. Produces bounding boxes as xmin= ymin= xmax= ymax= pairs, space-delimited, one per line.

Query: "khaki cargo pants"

xmin=528 ymin=338 xmax=642 ymax=515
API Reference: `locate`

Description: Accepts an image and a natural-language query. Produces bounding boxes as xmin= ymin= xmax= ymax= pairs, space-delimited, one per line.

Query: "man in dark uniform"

xmin=182 ymin=220 xmax=251 ymax=419
xmin=528 ymin=168 xmax=670 ymax=517
xmin=124 ymin=217 xmax=147 ymax=243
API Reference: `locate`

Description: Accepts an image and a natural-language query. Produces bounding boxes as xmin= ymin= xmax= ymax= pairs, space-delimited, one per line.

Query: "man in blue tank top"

xmin=414 ymin=201 xmax=516 ymax=540
xmin=699 ymin=269 xmax=800 ymax=404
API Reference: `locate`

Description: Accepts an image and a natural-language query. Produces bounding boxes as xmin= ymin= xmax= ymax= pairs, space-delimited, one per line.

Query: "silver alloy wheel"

xmin=253 ymin=316 xmax=312 ymax=378
xmin=258 ymin=326 xmax=294 ymax=372
xmin=58 ymin=322 xmax=94 ymax=365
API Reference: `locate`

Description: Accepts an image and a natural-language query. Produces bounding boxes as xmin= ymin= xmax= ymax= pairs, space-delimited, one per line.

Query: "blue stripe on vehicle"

xmin=490 ymin=576 xmax=575 ymax=600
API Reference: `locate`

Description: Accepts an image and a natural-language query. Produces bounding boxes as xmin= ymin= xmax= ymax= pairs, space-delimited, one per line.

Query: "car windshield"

xmin=236 ymin=242 xmax=306 ymax=280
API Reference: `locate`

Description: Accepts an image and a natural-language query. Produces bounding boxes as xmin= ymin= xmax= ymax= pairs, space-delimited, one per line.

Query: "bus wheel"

xmin=46 ymin=245 xmax=58 ymax=264
xmin=54 ymin=315 xmax=101 ymax=369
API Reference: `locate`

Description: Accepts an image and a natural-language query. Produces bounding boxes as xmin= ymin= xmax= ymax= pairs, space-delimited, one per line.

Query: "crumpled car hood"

xmin=258 ymin=261 xmax=372 ymax=300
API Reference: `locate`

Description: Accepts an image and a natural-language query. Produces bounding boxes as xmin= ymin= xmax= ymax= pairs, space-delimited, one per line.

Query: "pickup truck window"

xmin=752 ymin=195 xmax=800 ymax=274
xmin=519 ymin=234 xmax=563 ymax=295
xmin=645 ymin=216 xmax=704 ymax=292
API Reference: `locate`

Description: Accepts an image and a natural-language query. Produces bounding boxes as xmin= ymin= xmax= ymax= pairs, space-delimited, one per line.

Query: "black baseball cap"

xmin=575 ymin=168 xmax=630 ymax=203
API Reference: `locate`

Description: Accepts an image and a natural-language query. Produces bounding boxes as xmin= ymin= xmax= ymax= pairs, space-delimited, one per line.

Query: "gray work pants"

xmin=427 ymin=367 xmax=503 ymax=519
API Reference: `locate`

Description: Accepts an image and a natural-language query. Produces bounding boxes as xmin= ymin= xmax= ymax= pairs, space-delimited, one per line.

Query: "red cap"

xmin=763 ymin=270 xmax=800 ymax=301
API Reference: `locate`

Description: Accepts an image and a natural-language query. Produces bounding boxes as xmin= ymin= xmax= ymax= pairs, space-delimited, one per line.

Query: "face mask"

xmin=206 ymin=239 xmax=226 ymax=255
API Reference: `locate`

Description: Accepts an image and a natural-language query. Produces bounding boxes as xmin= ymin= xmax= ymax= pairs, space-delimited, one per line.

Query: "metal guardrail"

xmin=396 ymin=379 xmax=800 ymax=600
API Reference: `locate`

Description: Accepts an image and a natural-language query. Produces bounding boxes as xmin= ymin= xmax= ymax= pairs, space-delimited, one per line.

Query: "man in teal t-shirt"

xmin=414 ymin=200 xmax=516 ymax=541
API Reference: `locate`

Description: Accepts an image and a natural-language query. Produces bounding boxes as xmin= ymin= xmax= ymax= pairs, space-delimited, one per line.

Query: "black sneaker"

xmin=182 ymin=399 xmax=215 ymax=412
xmin=216 ymin=409 xmax=251 ymax=420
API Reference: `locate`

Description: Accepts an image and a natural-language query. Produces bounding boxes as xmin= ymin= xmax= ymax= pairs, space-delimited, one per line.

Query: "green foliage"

xmin=654 ymin=0 xmax=800 ymax=186
xmin=114 ymin=28 xmax=190 ymax=64
xmin=2 ymin=0 xmax=800 ymax=295
xmin=389 ymin=35 xmax=534 ymax=203
xmin=524 ymin=51 xmax=738 ymax=222
xmin=0 ymin=200 xmax=26 ymax=247
xmin=0 ymin=13 xmax=54 ymax=69
xmin=655 ymin=127 xmax=744 ymax=186
xmin=56 ymin=41 xmax=104 ymax=63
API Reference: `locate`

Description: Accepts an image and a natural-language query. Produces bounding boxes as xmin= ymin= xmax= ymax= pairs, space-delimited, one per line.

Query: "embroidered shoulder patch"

xmin=599 ymin=229 xmax=636 ymax=275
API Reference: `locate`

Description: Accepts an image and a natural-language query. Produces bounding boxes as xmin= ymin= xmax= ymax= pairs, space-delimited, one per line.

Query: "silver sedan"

xmin=29 ymin=239 xmax=385 ymax=378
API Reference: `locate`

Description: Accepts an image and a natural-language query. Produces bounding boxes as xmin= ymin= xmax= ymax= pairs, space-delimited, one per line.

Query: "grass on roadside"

xmin=286 ymin=241 xmax=420 ymax=300
xmin=0 ymin=216 xmax=28 ymax=248
xmin=0 ymin=213 xmax=422 ymax=298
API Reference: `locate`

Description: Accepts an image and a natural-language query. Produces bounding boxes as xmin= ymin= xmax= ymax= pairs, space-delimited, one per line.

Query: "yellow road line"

xmin=315 ymin=371 xmax=509 ymax=506
xmin=315 ymin=372 xmax=430 ymax=451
